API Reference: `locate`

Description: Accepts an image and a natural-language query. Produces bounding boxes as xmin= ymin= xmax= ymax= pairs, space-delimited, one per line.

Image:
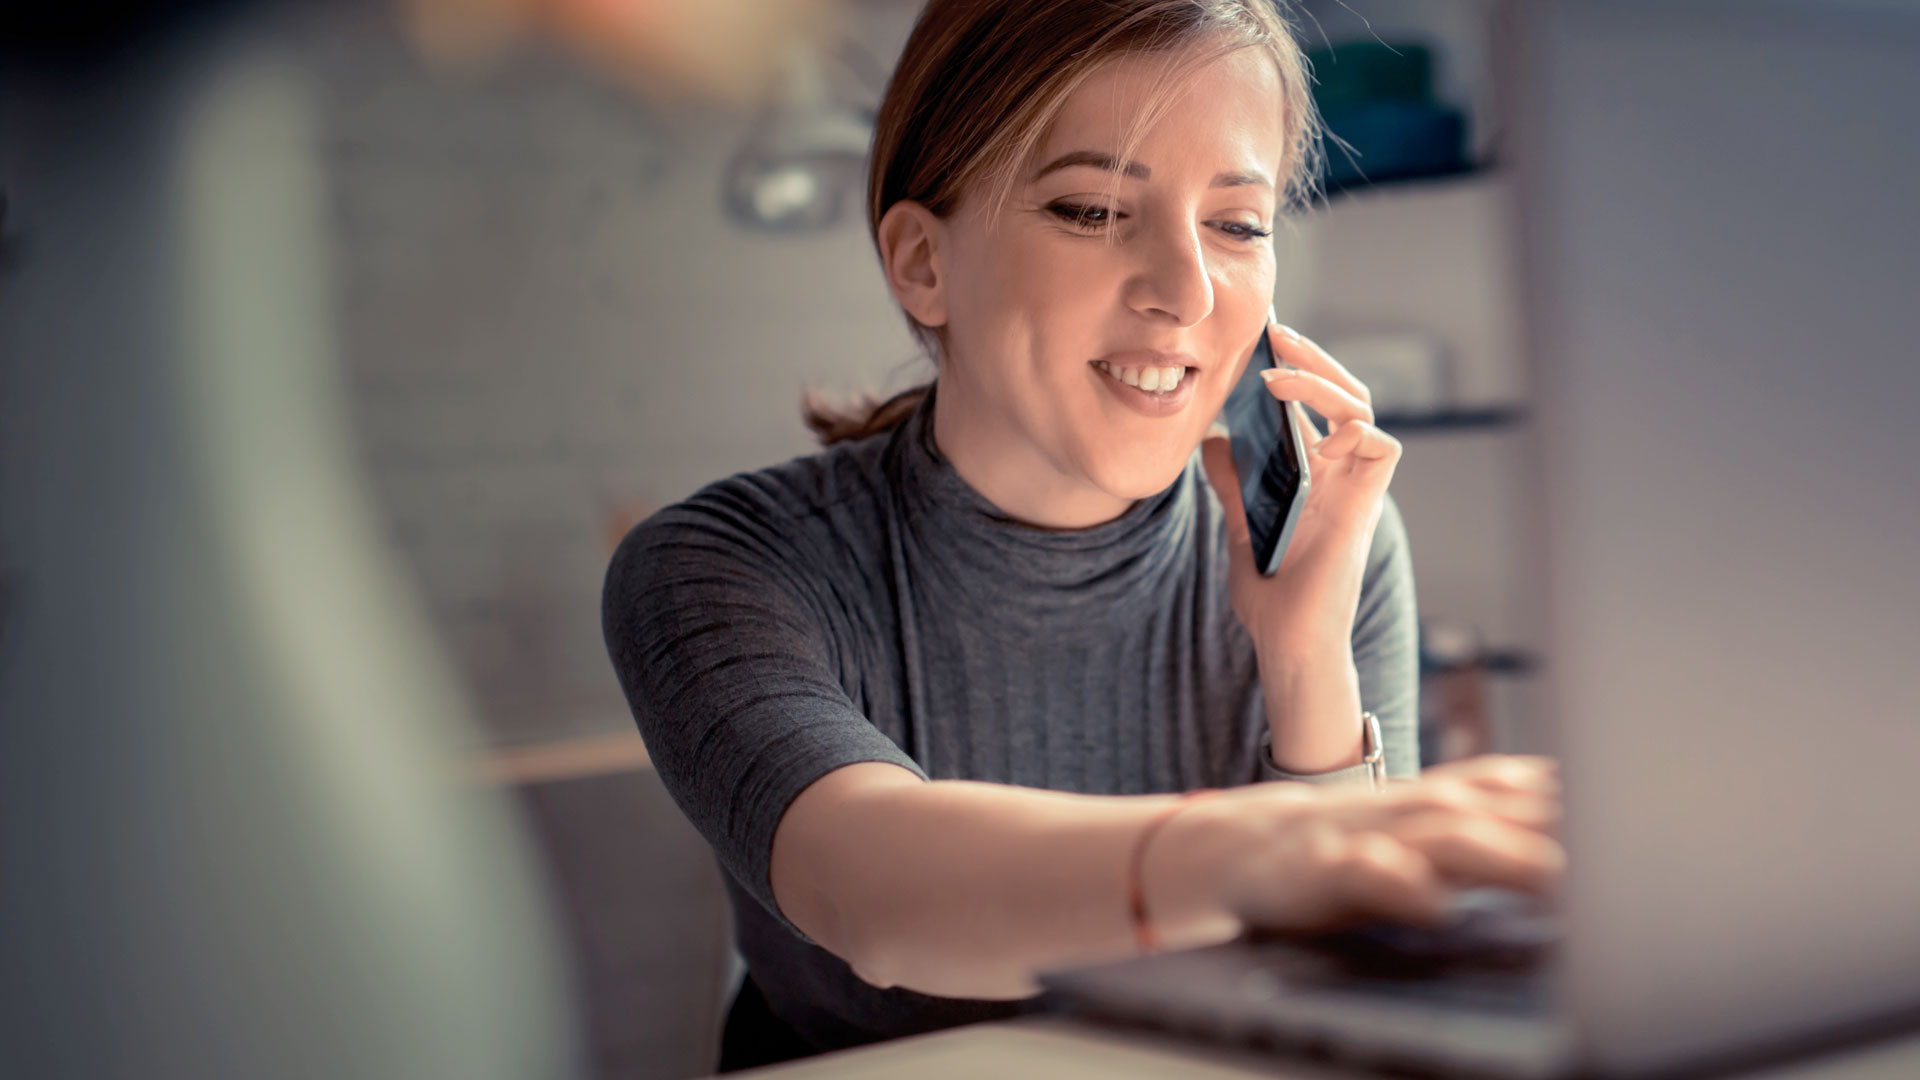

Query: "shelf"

xmin=1375 ymin=406 xmax=1526 ymax=433
xmin=1423 ymin=647 xmax=1543 ymax=679
xmin=473 ymin=731 xmax=652 ymax=785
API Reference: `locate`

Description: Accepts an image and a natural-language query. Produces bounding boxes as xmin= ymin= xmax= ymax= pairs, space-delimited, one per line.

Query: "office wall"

xmin=305 ymin=1 xmax=926 ymax=748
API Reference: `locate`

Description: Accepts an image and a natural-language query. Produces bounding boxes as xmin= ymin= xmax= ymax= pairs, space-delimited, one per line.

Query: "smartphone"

xmin=1219 ymin=328 xmax=1313 ymax=576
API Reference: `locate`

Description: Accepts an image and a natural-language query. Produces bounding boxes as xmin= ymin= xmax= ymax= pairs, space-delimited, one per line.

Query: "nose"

xmin=1123 ymin=220 xmax=1215 ymax=328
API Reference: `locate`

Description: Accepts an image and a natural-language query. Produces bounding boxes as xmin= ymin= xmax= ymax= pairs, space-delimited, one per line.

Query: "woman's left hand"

xmin=1200 ymin=314 xmax=1403 ymax=771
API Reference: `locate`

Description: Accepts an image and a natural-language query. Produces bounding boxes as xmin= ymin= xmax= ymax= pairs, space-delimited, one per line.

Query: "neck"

xmin=929 ymin=377 xmax=1135 ymax=530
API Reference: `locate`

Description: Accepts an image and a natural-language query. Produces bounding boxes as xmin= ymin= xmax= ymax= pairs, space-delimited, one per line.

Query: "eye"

xmin=1215 ymin=220 xmax=1274 ymax=243
xmin=1045 ymin=201 xmax=1272 ymax=243
xmin=1046 ymin=201 xmax=1121 ymax=230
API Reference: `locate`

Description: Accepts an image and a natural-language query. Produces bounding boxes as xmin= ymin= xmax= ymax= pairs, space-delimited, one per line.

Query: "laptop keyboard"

xmin=1244 ymin=887 xmax=1564 ymax=1016
xmin=1038 ymin=889 xmax=1576 ymax=1077
xmin=1319 ymin=887 xmax=1563 ymax=964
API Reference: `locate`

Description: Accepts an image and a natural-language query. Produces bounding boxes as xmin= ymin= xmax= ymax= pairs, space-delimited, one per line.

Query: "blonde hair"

xmin=803 ymin=0 xmax=1325 ymax=446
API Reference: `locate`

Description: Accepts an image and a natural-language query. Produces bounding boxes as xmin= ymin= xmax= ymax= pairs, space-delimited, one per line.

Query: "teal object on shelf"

xmin=1319 ymin=101 xmax=1468 ymax=190
xmin=1307 ymin=41 xmax=1435 ymax=112
xmin=1307 ymin=41 xmax=1470 ymax=192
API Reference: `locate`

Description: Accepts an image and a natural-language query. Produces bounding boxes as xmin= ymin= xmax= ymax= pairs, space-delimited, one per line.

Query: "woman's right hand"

xmin=1199 ymin=316 xmax=1405 ymax=772
xmin=1201 ymin=316 xmax=1402 ymax=670
xmin=1150 ymin=755 xmax=1565 ymax=936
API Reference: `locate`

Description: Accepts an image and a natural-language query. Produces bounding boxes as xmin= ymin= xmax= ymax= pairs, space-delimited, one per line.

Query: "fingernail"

xmin=1261 ymin=366 xmax=1298 ymax=382
xmin=1206 ymin=421 xmax=1229 ymax=440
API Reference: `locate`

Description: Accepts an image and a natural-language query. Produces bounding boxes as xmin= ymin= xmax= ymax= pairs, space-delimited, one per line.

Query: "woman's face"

xmin=932 ymin=44 xmax=1286 ymax=522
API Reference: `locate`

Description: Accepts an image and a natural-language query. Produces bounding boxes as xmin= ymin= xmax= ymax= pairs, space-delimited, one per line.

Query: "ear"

xmin=875 ymin=200 xmax=949 ymax=329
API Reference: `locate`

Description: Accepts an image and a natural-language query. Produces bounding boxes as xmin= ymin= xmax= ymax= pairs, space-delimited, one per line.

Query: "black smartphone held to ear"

xmin=1220 ymin=327 xmax=1313 ymax=576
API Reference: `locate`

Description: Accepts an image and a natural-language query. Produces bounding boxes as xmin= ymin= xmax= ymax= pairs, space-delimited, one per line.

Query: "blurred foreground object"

xmin=400 ymin=0 xmax=843 ymax=103
xmin=0 ymin=11 xmax=578 ymax=1079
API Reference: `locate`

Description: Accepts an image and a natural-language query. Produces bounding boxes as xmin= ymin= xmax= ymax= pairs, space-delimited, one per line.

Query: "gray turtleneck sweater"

xmin=601 ymin=381 xmax=1418 ymax=1056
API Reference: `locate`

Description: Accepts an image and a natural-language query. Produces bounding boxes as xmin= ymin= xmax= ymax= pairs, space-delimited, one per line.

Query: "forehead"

xmin=1034 ymin=44 xmax=1287 ymax=176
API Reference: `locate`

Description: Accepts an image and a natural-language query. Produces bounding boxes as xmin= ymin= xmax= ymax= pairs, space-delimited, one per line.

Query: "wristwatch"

xmin=1360 ymin=710 xmax=1386 ymax=791
xmin=1260 ymin=711 xmax=1388 ymax=789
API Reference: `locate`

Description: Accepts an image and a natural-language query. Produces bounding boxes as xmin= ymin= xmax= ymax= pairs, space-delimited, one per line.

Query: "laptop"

xmin=1038 ymin=2 xmax=1920 ymax=1076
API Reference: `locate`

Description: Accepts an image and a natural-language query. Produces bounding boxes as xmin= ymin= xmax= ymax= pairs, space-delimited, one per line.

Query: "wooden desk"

xmin=731 ymin=1014 xmax=1920 ymax=1080
xmin=729 ymin=1016 xmax=1351 ymax=1079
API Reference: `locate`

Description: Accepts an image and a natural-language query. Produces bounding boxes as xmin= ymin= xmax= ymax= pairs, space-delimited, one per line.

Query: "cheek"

xmin=1215 ymin=249 xmax=1277 ymax=314
xmin=987 ymin=235 xmax=1110 ymax=320
xmin=949 ymin=234 xmax=1046 ymax=328
xmin=1206 ymin=254 xmax=1278 ymax=372
xmin=953 ymin=238 xmax=1115 ymax=371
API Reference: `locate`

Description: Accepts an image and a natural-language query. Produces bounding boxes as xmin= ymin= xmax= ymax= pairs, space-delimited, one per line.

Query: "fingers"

xmin=1227 ymin=785 xmax=1567 ymax=935
xmin=1423 ymin=754 xmax=1561 ymax=797
xmin=1267 ymin=312 xmax=1372 ymax=410
xmin=1394 ymin=812 xmax=1567 ymax=895
xmin=1328 ymin=830 xmax=1453 ymax=926
xmin=1467 ymin=791 xmax=1560 ymax=835
xmin=1394 ymin=783 xmax=1561 ymax=834
xmin=1261 ymin=365 xmax=1373 ymax=428
xmin=1312 ymin=418 xmax=1401 ymax=467
xmin=1226 ymin=817 xmax=1452 ymax=931
xmin=1390 ymin=768 xmax=1561 ymax=836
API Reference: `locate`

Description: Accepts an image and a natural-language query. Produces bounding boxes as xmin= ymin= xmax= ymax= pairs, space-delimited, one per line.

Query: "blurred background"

xmin=285 ymin=0 xmax=1546 ymax=766
xmin=3 ymin=0 xmax=1913 ymax=1078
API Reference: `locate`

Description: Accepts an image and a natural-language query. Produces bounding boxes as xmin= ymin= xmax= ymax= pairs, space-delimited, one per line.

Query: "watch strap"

xmin=1257 ymin=712 xmax=1387 ymax=790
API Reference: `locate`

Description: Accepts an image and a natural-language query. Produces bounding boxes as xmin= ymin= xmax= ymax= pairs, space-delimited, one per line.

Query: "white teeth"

xmin=1097 ymin=361 xmax=1187 ymax=392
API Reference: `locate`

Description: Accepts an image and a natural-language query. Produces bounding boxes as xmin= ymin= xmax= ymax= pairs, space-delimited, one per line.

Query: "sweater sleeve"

xmin=1255 ymin=491 xmax=1422 ymax=782
xmin=600 ymin=492 xmax=929 ymax=946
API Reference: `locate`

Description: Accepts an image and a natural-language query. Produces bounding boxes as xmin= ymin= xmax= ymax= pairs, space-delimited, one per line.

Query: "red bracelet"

xmin=1127 ymin=788 xmax=1224 ymax=954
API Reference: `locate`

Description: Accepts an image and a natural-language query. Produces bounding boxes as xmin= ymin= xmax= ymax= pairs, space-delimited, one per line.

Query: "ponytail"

xmin=800 ymin=383 xmax=931 ymax=446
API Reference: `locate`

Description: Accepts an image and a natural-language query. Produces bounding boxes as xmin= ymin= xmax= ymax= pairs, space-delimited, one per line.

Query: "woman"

xmin=602 ymin=0 xmax=1562 ymax=1069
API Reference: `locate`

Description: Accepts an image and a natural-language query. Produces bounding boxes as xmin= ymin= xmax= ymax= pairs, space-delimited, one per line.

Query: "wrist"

xmin=1135 ymin=795 xmax=1248 ymax=951
xmin=1256 ymin=639 xmax=1359 ymax=679
xmin=1257 ymin=648 xmax=1365 ymax=773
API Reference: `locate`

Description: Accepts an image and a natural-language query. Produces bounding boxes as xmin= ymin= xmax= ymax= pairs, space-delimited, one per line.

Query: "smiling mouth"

xmin=1091 ymin=358 xmax=1190 ymax=393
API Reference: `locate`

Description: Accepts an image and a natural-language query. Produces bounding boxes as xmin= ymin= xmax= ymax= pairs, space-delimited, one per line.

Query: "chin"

xmin=1081 ymin=441 xmax=1197 ymax=501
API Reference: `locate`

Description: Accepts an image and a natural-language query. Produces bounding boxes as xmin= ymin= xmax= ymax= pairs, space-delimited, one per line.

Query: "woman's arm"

xmin=772 ymin=754 xmax=1561 ymax=1001
xmin=770 ymin=762 xmax=1241 ymax=999
xmin=1203 ymin=318 xmax=1414 ymax=776
xmin=1255 ymin=492 xmax=1420 ymax=780
xmin=1351 ymin=493 xmax=1420 ymax=775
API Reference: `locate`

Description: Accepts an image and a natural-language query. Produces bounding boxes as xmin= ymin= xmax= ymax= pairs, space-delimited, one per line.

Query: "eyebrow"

xmin=1029 ymin=149 xmax=1272 ymax=190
